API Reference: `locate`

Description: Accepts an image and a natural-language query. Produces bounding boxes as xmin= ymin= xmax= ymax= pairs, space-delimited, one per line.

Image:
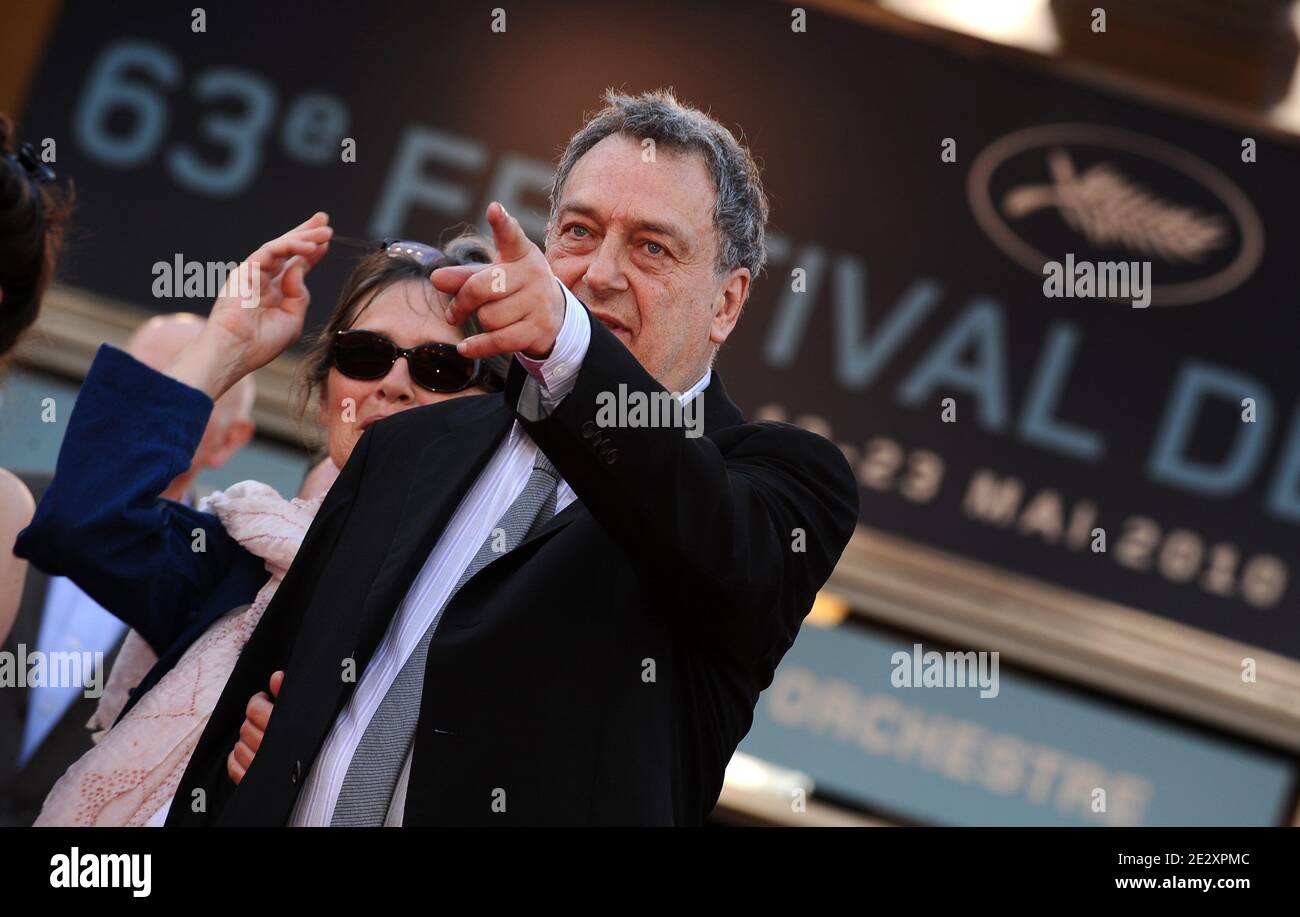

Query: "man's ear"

xmin=203 ymin=418 xmax=254 ymax=470
xmin=708 ymin=268 xmax=750 ymax=346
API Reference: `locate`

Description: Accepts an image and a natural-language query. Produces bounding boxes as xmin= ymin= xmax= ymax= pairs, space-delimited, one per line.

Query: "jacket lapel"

xmin=356 ymin=398 xmax=515 ymax=650
xmin=700 ymin=369 xmax=745 ymax=435
xmin=513 ymin=496 xmax=582 ymax=554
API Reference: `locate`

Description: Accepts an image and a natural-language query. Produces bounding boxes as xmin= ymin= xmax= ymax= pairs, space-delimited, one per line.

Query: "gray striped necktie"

xmin=329 ymin=449 xmax=560 ymax=826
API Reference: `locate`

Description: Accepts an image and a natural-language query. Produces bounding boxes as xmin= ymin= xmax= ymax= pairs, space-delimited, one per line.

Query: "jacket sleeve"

xmin=13 ymin=344 xmax=245 ymax=655
xmin=510 ymin=309 xmax=860 ymax=667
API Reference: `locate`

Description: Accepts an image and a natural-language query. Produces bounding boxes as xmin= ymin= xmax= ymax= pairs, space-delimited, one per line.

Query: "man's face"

xmin=545 ymin=134 xmax=750 ymax=393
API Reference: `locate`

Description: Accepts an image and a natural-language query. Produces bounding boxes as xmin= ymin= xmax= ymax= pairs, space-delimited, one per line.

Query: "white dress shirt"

xmin=288 ymin=281 xmax=709 ymax=825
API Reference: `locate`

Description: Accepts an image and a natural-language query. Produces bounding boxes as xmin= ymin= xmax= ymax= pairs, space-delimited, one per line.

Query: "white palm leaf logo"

xmin=1001 ymin=149 xmax=1229 ymax=263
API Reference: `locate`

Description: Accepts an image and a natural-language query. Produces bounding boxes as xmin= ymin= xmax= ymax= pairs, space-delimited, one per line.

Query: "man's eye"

xmin=644 ymin=241 xmax=664 ymax=256
xmin=567 ymin=224 xmax=590 ymax=238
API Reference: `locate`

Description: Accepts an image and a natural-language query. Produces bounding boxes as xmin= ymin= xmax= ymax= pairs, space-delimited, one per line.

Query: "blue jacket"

xmin=14 ymin=345 xmax=268 ymax=724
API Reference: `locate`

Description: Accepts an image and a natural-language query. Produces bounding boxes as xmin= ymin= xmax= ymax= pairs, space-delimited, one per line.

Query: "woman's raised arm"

xmin=13 ymin=214 xmax=332 ymax=654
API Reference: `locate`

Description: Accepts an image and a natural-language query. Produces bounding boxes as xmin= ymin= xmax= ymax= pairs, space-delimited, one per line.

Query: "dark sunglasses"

xmin=330 ymin=329 xmax=481 ymax=393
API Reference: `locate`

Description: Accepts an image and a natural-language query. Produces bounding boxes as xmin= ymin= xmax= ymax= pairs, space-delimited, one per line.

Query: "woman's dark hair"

xmin=0 ymin=114 xmax=74 ymax=360
xmin=296 ymin=227 xmax=511 ymax=434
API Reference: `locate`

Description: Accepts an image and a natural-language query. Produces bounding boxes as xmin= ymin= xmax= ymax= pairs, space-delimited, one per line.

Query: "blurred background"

xmin=1 ymin=0 xmax=1298 ymax=826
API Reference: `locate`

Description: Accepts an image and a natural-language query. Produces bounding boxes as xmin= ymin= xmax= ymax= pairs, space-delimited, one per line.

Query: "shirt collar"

xmin=677 ymin=368 xmax=712 ymax=405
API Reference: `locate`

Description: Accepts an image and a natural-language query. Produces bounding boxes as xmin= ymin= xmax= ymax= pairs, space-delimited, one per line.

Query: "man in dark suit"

xmin=0 ymin=472 xmax=126 ymax=825
xmin=170 ymin=88 xmax=858 ymax=826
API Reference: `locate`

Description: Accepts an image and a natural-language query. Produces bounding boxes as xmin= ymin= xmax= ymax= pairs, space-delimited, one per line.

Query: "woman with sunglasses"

xmin=16 ymin=214 xmax=508 ymax=825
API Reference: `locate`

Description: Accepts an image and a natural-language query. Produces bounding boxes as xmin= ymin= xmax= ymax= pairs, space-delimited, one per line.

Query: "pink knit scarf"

xmin=33 ymin=481 xmax=323 ymax=826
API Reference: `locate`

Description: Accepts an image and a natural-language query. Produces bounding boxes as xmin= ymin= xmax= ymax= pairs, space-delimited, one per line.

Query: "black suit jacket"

xmin=170 ymin=309 xmax=858 ymax=825
xmin=0 ymin=473 xmax=125 ymax=825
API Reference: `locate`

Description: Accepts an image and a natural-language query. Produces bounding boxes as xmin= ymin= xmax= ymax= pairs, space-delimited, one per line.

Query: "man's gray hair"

xmin=547 ymin=88 xmax=770 ymax=279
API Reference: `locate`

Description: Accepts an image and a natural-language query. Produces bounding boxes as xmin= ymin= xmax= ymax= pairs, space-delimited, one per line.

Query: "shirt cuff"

xmin=514 ymin=279 xmax=591 ymax=411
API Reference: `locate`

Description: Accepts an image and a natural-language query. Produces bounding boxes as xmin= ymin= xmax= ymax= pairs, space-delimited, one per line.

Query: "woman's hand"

xmin=228 ymin=670 xmax=283 ymax=785
xmin=166 ymin=213 xmax=333 ymax=399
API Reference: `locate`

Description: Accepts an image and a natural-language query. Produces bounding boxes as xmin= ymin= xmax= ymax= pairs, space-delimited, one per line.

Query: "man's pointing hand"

xmin=432 ymin=201 xmax=566 ymax=360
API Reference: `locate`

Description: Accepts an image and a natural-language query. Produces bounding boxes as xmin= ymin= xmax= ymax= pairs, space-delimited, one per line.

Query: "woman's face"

xmin=321 ymin=279 xmax=482 ymax=469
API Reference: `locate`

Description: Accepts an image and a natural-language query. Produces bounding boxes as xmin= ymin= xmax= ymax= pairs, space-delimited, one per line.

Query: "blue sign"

xmin=740 ymin=622 xmax=1298 ymax=826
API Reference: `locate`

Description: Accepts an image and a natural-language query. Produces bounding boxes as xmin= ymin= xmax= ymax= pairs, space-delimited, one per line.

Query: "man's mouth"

xmin=591 ymin=312 xmax=632 ymax=342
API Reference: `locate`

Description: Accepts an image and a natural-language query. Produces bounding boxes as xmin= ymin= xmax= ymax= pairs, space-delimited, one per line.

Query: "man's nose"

xmin=583 ymin=236 xmax=630 ymax=294
xmin=377 ymin=356 xmax=417 ymax=402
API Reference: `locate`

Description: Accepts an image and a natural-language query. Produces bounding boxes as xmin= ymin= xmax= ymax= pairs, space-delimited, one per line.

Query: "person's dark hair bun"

xmin=0 ymin=113 xmax=74 ymax=358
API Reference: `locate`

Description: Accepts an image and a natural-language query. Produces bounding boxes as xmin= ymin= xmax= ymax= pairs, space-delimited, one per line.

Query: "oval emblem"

xmin=967 ymin=124 xmax=1264 ymax=306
